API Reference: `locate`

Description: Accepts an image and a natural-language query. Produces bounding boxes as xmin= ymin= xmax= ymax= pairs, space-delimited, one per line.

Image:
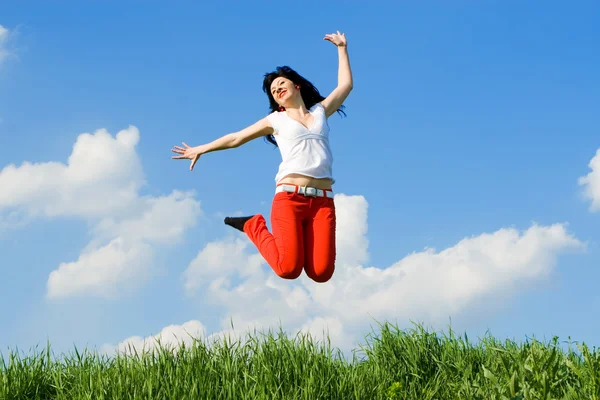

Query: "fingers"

xmin=172 ymin=147 xmax=190 ymax=159
xmin=171 ymin=142 xmax=198 ymax=167
xmin=323 ymin=35 xmax=338 ymax=44
xmin=323 ymin=32 xmax=346 ymax=45
xmin=190 ymin=156 xmax=198 ymax=171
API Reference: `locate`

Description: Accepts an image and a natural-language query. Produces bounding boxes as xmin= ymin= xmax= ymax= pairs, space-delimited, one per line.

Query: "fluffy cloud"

xmin=47 ymin=237 xmax=154 ymax=299
xmin=332 ymin=194 xmax=369 ymax=267
xmin=47 ymin=190 xmax=201 ymax=299
xmin=91 ymin=190 xmax=201 ymax=246
xmin=100 ymin=320 xmax=207 ymax=356
xmin=0 ymin=25 xmax=10 ymax=65
xmin=0 ymin=126 xmax=202 ymax=299
xmin=167 ymin=194 xmax=583 ymax=353
xmin=0 ymin=126 xmax=144 ymax=219
xmin=182 ymin=237 xmax=265 ymax=296
xmin=328 ymin=222 xmax=583 ymax=323
xmin=578 ymin=148 xmax=600 ymax=212
xmin=299 ymin=316 xmax=350 ymax=349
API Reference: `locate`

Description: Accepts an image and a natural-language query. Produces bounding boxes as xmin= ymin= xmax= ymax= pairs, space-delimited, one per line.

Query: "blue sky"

xmin=1 ymin=1 xmax=599 ymax=357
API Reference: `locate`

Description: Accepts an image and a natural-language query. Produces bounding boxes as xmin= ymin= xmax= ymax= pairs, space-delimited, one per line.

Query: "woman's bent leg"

xmin=243 ymin=193 xmax=305 ymax=279
xmin=303 ymin=197 xmax=336 ymax=283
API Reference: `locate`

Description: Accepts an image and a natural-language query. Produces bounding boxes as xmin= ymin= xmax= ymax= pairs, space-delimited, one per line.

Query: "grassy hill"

xmin=2 ymin=322 xmax=599 ymax=399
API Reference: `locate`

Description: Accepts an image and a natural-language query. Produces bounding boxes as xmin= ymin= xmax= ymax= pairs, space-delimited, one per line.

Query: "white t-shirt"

xmin=266 ymin=103 xmax=335 ymax=184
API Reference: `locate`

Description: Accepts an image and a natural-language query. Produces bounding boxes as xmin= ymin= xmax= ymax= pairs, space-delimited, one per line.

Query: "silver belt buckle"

xmin=304 ymin=186 xmax=318 ymax=197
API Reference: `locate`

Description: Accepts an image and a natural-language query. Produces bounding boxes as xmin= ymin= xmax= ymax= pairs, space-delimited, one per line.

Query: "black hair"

xmin=262 ymin=66 xmax=346 ymax=147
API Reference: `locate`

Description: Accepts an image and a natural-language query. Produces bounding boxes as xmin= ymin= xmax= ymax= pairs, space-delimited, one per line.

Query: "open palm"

xmin=171 ymin=142 xmax=201 ymax=171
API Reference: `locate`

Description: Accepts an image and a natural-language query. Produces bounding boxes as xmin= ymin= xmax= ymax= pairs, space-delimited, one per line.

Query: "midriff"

xmin=277 ymin=174 xmax=332 ymax=190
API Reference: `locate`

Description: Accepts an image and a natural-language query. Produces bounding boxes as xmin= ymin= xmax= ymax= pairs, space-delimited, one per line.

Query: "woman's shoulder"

xmin=311 ymin=102 xmax=325 ymax=112
xmin=267 ymin=110 xmax=284 ymax=120
xmin=266 ymin=110 xmax=285 ymax=133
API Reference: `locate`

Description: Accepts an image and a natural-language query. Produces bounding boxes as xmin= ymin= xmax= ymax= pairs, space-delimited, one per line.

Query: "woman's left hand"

xmin=324 ymin=31 xmax=347 ymax=47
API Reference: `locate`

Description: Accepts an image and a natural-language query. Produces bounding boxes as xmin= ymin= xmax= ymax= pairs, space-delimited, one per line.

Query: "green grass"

xmin=2 ymin=322 xmax=600 ymax=399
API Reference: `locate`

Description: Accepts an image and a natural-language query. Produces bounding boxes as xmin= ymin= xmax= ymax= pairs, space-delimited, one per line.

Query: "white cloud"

xmin=299 ymin=316 xmax=350 ymax=348
xmin=92 ymin=190 xmax=201 ymax=246
xmin=100 ymin=320 xmax=207 ymax=356
xmin=0 ymin=126 xmax=144 ymax=219
xmin=0 ymin=25 xmax=10 ymax=65
xmin=183 ymin=237 xmax=265 ymax=296
xmin=47 ymin=237 xmax=154 ymax=299
xmin=0 ymin=126 xmax=202 ymax=299
xmin=331 ymin=222 xmax=583 ymax=323
xmin=578 ymin=148 xmax=600 ymax=212
xmin=174 ymin=194 xmax=584 ymax=353
xmin=46 ymin=190 xmax=201 ymax=299
xmin=332 ymin=194 xmax=369 ymax=267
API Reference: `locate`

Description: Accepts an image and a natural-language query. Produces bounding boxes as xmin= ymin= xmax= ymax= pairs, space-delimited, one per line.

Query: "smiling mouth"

xmin=278 ymin=90 xmax=286 ymax=99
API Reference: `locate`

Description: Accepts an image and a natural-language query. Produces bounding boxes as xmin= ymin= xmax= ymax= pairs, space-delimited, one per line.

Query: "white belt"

xmin=276 ymin=184 xmax=334 ymax=198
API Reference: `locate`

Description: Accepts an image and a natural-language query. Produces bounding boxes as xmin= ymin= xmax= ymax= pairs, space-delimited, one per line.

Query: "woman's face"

xmin=270 ymin=77 xmax=297 ymax=105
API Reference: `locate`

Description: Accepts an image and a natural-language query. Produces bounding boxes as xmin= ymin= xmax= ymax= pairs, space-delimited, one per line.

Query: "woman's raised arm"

xmin=321 ymin=31 xmax=353 ymax=118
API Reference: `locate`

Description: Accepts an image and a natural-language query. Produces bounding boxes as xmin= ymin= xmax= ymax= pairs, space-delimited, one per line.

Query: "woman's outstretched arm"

xmin=321 ymin=31 xmax=353 ymax=118
xmin=171 ymin=117 xmax=273 ymax=171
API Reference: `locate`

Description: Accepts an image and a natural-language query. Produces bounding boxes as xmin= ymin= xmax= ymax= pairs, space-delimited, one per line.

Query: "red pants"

xmin=243 ymin=185 xmax=336 ymax=283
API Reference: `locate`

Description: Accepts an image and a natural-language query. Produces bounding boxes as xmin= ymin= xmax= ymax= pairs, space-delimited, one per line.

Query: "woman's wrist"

xmin=195 ymin=144 xmax=207 ymax=155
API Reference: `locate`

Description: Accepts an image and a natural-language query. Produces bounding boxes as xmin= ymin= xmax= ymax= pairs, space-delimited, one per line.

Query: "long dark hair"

xmin=262 ymin=66 xmax=346 ymax=147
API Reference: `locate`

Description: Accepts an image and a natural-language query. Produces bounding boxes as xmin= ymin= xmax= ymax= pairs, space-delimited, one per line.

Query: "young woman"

xmin=172 ymin=31 xmax=353 ymax=283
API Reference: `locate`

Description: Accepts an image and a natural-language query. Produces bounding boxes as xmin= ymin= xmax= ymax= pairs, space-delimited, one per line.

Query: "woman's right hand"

xmin=171 ymin=142 xmax=202 ymax=171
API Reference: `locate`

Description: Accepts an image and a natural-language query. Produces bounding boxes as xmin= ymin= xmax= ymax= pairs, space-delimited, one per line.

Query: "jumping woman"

xmin=171 ymin=31 xmax=353 ymax=283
